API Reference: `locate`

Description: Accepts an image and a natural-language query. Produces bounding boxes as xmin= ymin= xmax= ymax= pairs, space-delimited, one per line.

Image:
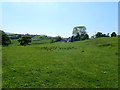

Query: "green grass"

xmin=32 ymin=38 xmax=52 ymax=44
xmin=2 ymin=37 xmax=118 ymax=88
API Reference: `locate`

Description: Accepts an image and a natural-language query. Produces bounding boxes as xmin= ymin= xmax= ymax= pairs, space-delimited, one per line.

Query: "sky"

xmin=1 ymin=2 xmax=118 ymax=38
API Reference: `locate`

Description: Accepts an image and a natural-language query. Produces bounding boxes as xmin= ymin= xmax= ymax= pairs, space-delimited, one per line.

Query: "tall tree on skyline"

xmin=72 ymin=26 xmax=87 ymax=36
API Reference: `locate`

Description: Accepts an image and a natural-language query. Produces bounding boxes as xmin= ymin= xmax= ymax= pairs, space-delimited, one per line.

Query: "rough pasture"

xmin=2 ymin=37 xmax=118 ymax=88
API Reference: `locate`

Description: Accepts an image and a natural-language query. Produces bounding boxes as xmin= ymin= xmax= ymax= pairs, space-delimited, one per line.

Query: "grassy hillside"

xmin=2 ymin=37 xmax=118 ymax=88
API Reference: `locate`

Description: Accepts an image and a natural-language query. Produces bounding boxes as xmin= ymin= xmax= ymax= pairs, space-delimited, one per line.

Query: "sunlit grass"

xmin=2 ymin=37 xmax=118 ymax=88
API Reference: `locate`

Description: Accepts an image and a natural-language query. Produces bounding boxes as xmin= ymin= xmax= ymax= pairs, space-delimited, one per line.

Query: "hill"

xmin=2 ymin=37 xmax=118 ymax=88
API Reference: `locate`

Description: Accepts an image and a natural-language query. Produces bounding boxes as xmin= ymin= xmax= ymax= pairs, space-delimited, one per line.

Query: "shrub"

xmin=18 ymin=35 xmax=31 ymax=45
xmin=0 ymin=30 xmax=11 ymax=46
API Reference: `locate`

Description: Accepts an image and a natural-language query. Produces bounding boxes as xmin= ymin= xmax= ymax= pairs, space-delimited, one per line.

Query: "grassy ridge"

xmin=2 ymin=37 xmax=118 ymax=88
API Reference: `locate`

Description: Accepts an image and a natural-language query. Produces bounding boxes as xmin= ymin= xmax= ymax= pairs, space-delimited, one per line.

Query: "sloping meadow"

xmin=2 ymin=37 xmax=118 ymax=88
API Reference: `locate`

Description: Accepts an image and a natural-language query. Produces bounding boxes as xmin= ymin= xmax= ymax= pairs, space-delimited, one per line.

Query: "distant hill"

xmin=5 ymin=32 xmax=15 ymax=35
xmin=5 ymin=32 xmax=47 ymax=36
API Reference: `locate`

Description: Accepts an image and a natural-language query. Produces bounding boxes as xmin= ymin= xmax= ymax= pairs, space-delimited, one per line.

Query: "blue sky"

xmin=1 ymin=2 xmax=118 ymax=37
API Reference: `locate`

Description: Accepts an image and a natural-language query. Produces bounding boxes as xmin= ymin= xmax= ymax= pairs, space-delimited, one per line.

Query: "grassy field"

xmin=2 ymin=37 xmax=118 ymax=88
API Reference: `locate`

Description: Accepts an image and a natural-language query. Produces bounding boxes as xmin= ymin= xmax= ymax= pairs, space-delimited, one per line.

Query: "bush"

xmin=0 ymin=30 xmax=11 ymax=46
xmin=18 ymin=35 xmax=31 ymax=45
xmin=111 ymin=32 xmax=117 ymax=37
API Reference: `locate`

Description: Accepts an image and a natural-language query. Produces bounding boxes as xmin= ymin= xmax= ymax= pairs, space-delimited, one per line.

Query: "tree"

xmin=9 ymin=34 xmax=22 ymax=39
xmin=0 ymin=30 xmax=11 ymax=46
xmin=73 ymin=33 xmax=80 ymax=41
xmin=70 ymin=36 xmax=74 ymax=42
xmin=80 ymin=34 xmax=89 ymax=40
xmin=18 ymin=35 xmax=31 ymax=45
xmin=95 ymin=32 xmax=103 ymax=38
xmin=111 ymin=32 xmax=117 ymax=37
xmin=51 ymin=36 xmax=62 ymax=43
xmin=84 ymin=34 xmax=89 ymax=39
xmin=102 ymin=34 xmax=106 ymax=37
xmin=17 ymin=34 xmax=22 ymax=39
xmin=72 ymin=26 xmax=87 ymax=36
xmin=107 ymin=33 xmax=110 ymax=37
xmin=55 ymin=36 xmax=62 ymax=42
xmin=72 ymin=26 xmax=89 ymax=41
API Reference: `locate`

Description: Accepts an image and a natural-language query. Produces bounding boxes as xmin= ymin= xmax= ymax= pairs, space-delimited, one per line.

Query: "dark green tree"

xmin=72 ymin=26 xmax=89 ymax=41
xmin=73 ymin=33 xmax=80 ymax=41
xmin=55 ymin=36 xmax=62 ymax=42
xmin=70 ymin=36 xmax=74 ymax=42
xmin=95 ymin=32 xmax=103 ymax=38
xmin=9 ymin=34 xmax=22 ymax=39
xmin=107 ymin=33 xmax=110 ymax=37
xmin=111 ymin=32 xmax=117 ymax=37
xmin=18 ymin=35 xmax=31 ymax=45
xmin=72 ymin=26 xmax=87 ymax=36
xmin=0 ymin=30 xmax=11 ymax=46
xmin=80 ymin=34 xmax=89 ymax=40
xmin=85 ymin=34 xmax=89 ymax=39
